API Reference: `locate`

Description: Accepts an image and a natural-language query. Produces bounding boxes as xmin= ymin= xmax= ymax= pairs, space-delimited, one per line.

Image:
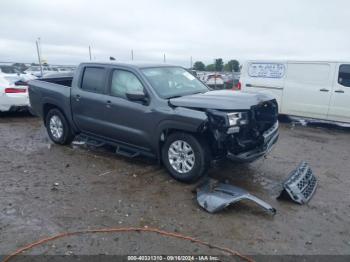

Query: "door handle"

xmin=334 ymin=90 xmax=345 ymax=93
xmin=246 ymin=83 xmax=252 ymax=87
xmin=319 ymin=88 xmax=329 ymax=92
xmin=106 ymin=100 xmax=112 ymax=108
xmin=75 ymin=94 xmax=81 ymax=101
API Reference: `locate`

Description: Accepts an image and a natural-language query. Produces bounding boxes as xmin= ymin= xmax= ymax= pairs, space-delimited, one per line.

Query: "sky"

xmin=0 ymin=0 xmax=349 ymax=66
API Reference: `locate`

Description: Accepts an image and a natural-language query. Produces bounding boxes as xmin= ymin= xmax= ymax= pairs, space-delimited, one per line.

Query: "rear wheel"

xmin=45 ymin=108 xmax=74 ymax=145
xmin=162 ymin=132 xmax=210 ymax=183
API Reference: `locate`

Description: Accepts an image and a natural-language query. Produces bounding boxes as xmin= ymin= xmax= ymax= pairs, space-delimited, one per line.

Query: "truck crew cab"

xmin=29 ymin=62 xmax=279 ymax=183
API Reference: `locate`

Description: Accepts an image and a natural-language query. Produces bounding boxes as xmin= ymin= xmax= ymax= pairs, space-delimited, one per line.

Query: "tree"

xmin=12 ymin=63 xmax=28 ymax=72
xmin=205 ymin=64 xmax=215 ymax=71
xmin=193 ymin=61 xmax=205 ymax=71
xmin=214 ymin=58 xmax=224 ymax=72
xmin=224 ymin=59 xmax=240 ymax=72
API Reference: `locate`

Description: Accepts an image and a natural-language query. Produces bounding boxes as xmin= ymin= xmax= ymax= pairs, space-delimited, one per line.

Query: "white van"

xmin=240 ymin=61 xmax=350 ymax=123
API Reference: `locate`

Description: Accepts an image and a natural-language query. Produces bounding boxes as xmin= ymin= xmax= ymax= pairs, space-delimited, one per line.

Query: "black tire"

xmin=161 ymin=132 xmax=210 ymax=183
xmin=45 ymin=108 xmax=74 ymax=145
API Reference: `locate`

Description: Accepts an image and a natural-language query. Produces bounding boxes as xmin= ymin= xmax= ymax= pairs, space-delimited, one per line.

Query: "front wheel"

xmin=161 ymin=132 xmax=210 ymax=183
xmin=45 ymin=108 xmax=74 ymax=145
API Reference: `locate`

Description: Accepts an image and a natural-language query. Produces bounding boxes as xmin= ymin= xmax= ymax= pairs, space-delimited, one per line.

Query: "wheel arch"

xmin=42 ymin=100 xmax=78 ymax=133
xmin=154 ymin=120 xmax=207 ymax=163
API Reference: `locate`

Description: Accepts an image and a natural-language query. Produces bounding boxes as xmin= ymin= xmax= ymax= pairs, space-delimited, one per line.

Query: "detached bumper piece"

xmin=278 ymin=162 xmax=317 ymax=204
xmin=196 ymin=179 xmax=276 ymax=215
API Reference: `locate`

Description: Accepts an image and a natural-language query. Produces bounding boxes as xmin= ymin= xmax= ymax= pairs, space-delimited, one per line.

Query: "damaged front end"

xmin=205 ymin=99 xmax=279 ymax=162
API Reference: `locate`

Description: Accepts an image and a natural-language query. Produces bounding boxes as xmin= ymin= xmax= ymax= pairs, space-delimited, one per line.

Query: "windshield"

xmin=141 ymin=67 xmax=208 ymax=98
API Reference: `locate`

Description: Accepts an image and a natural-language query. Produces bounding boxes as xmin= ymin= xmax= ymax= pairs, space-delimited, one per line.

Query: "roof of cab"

xmin=80 ymin=61 xmax=181 ymax=69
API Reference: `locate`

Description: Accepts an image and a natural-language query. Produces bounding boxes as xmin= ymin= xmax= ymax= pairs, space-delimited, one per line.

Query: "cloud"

xmin=0 ymin=0 xmax=349 ymax=66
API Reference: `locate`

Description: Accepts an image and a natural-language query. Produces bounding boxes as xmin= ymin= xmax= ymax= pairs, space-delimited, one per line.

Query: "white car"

xmin=240 ymin=60 xmax=350 ymax=124
xmin=24 ymin=66 xmax=53 ymax=77
xmin=0 ymin=65 xmax=36 ymax=82
xmin=204 ymin=73 xmax=224 ymax=88
xmin=0 ymin=74 xmax=30 ymax=112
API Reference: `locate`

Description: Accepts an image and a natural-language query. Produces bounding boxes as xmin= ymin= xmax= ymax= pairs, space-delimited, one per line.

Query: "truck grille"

xmin=280 ymin=162 xmax=318 ymax=204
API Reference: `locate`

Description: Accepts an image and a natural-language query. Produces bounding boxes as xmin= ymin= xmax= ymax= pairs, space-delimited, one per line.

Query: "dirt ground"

xmin=0 ymin=112 xmax=349 ymax=257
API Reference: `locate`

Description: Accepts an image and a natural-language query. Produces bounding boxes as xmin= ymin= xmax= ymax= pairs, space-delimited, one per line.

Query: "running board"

xmin=86 ymin=138 xmax=106 ymax=147
xmin=75 ymin=133 xmax=155 ymax=159
xmin=115 ymin=145 xmax=140 ymax=158
xmin=75 ymin=134 xmax=106 ymax=148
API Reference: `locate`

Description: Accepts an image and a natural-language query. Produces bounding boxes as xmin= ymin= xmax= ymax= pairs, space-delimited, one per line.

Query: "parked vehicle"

xmin=0 ymin=65 xmax=21 ymax=74
xmin=0 ymin=74 xmax=30 ymax=112
xmin=222 ymin=74 xmax=240 ymax=89
xmin=240 ymin=60 xmax=350 ymax=123
xmin=25 ymin=66 xmax=52 ymax=77
xmin=29 ymin=62 xmax=279 ymax=182
xmin=204 ymin=73 xmax=224 ymax=89
xmin=0 ymin=65 xmax=36 ymax=81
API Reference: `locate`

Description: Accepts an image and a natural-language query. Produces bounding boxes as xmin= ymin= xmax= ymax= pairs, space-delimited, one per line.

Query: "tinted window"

xmin=81 ymin=67 xmax=106 ymax=93
xmin=338 ymin=64 xmax=350 ymax=87
xmin=110 ymin=70 xmax=144 ymax=99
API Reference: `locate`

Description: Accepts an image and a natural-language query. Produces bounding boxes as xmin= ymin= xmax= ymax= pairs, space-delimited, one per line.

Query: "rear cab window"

xmin=338 ymin=64 xmax=350 ymax=87
xmin=81 ymin=67 xmax=106 ymax=93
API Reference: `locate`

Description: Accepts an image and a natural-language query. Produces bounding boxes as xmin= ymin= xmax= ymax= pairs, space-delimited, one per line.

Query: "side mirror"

xmin=126 ymin=90 xmax=148 ymax=103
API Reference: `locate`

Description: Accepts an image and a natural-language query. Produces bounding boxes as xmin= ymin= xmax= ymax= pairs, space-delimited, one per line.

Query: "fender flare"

xmin=42 ymin=97 xmax=79 ymax=133
xmin=153 ymin=119 xmax=205 ymax=159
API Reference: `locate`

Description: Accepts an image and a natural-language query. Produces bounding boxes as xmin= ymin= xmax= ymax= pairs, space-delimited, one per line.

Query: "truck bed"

xmin=28 ymin=76 xmax=73 ymax=121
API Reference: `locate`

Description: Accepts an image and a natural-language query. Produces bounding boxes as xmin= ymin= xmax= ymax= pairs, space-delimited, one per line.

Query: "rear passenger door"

xmin=327 ymin=64 xmax=350 ymax=123
xmin=282 ymin=62 xmax=334 ymax=119
xmin=71 ymin=66 xmax=111 ymax=136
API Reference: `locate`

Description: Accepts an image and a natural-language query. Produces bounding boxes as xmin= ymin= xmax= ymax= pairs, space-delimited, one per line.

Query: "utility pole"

xmin=190 ymin=56 xmax=193 ymax=69
xmin=214 ymin=59 xmax=217 ymax=89
xmin=89 ymin=46 xmax=92 ymax=61
xmin=131 ymin=49 xmax=134 ymax=61
xmin=35 ymin=38 xmax=43 ymax=77
xmin=163 ymin=53 xmax=166 ymax=63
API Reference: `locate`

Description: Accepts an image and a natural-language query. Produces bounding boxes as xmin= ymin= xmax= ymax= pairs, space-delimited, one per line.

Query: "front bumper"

xmin=227 ymin=121 xmax=279 ymax=162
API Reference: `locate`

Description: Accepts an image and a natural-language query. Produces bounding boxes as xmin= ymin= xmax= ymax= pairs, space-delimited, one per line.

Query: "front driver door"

xmin=103 ymin=69 xmax=153 ymax=150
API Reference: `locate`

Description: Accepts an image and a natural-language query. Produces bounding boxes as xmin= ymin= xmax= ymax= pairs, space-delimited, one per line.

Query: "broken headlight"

xmin=227 ymin=112 xmax=249 ymax=126
xmin=226 ymin=112 xmax=249 ymax=134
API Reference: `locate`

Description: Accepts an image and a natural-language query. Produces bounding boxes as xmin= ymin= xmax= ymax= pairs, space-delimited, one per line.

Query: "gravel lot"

xmin=1 ymin=112 xmax=349 ymax=257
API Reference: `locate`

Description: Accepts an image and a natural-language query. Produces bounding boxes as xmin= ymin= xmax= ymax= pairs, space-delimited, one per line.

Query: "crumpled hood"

xmin=169 ymin=90 xmax=275 ymax=110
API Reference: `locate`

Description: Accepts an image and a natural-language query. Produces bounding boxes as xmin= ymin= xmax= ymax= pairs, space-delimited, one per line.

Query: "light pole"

xmin=35 ymin=38 xmax=43 ymax=77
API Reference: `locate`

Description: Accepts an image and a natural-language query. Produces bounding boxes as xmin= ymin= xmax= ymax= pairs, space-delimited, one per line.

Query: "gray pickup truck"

xmin=29 ymin=62 xmax=279 ymax=182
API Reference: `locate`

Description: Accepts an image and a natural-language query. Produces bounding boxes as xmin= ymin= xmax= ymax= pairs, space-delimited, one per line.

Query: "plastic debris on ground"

xmin=278 ymin=161 xmax=317 ymax=204
xmin=196 ymin=179 xmax=276 ymax=215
